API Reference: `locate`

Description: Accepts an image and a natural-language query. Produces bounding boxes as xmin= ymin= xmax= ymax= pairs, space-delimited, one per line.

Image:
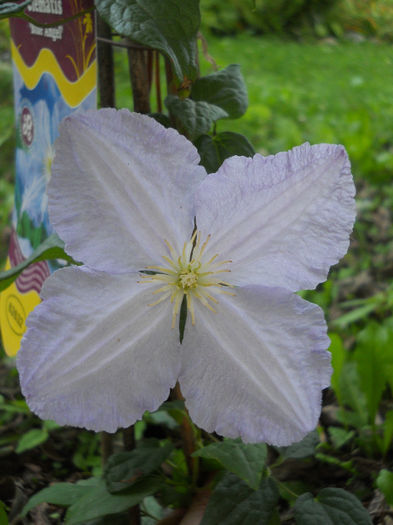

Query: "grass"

xmin=198 ymin=35 xmax=393 ymax=185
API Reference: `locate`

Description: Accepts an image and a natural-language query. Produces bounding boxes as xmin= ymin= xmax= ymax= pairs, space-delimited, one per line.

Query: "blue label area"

xmin=12 ymin=68 xmax=96 ymax=267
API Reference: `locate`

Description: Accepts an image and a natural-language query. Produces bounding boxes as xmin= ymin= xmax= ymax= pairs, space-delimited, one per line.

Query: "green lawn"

xmin=198 ymin=35 xmax=393 ymax=185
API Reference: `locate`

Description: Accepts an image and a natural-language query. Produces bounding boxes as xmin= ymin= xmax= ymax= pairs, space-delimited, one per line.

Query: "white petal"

xmin=195 ymin=143 xmax=356 ymax=291
xmin=179 ymin=286 xmax=331 ymax=445
xmin=17 ymin=266 xmax=181 ymax=432
xmin=49 ymin=109 xmax=206 ymax=272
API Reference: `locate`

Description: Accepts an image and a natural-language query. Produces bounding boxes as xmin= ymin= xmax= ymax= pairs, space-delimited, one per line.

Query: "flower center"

xmin=178 ymin=269 xmax=198 ymax=289
xmin=139 ymin=231 xmax=234 ymax=329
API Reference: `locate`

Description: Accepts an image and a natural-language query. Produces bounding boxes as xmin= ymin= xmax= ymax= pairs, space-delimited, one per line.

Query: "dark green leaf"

xmin=332 ymin=303 xmax=379 ymax=329
xmin=0 ymin=233 xmax=77 ymax=292
xmin=0 ymin=0 xmax=30 ymax=18
xmin=149 ymin=112 xmax=171 ymax=128
xmin=382 ymin=410 xmax=393 ymax=455
xmin=95 ymin=0 xmax=200 ymax=80
xmin=195 ymin=132 xmax=255 ymax=173
xmin=16 ymin=429 xmax=49 ymax=454
xmin=329 ymin=333 xmax=347 ymax=405
xmin=353 ymin=322 xmax=393 ymax=424
xmin=159 ymin=400 xmax=186 ymax=426
xmin=201 ymin=473 xmax=279 ymax=525
xmin=22 ymin=479 xmax=99 ymax=517
xmin=278 ymin=430 xmax=319 ymax=459
xmin=193 ymin=439 xmax=267 ymax=490
xmin=105 ymin=441 xmax=173 ymax=493
xmin=328 ymin=427 xmax=355 ymax=449
xmin=66 ymin=477 xmax=162 ymax=524
xmin=294 ymin=488 xmax=372 ymax=525
xmin=191 ymin=65 xmax=248 ymax=119
xmin=336 ymin=408 xmax=368 ymax=429
xmin=76 ymin=515 xmax=129 ymax=525
xmin=376 ymin=469 xmax=393 ymax=506
xmin=165 ymin=96 xmax=227 ymax=140
xmin=0 ymin=501 xmax=8 ymax=525
xmin=338 ymin=362 xmax=368 ymax=426
xmin=145 ymin=409 xmax=178 ymax=430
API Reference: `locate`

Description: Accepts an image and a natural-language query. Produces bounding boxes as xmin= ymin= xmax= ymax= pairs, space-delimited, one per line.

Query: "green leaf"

xmin=294 ymin=488 xmax=372 ymax=525
xmin=336 ymin=408 xmax=368 ymax=430
xmin=104 ymin=441 xmax=173 ymax=493
xmin=0 ymin=501 xmax=8 ymax=525
xmin=376 ymin=469 xmax=393 ymax=506
xmin=338 ymin=362 xmax=368 ymax=426
xmin=382 ymin=410 xmax=393 ymax=456
xmin=201 ymin=473 xmax=279 ymax=525
xmin=0 ymin=396 xmax=29 ymax=414
xmin=0 ymin=0 xmax=30 ymax=18
xmin=353 ymin=322 xmax=393 ymax=424
xmin=165 ymin=96 xmax=227 ymax=140
xmin=94 ymin=0 xmax=200 ymax=81
xmin=191 ymin=65 xmax=248 ymax=119
xmin=195 ymin=132 xmax=255 ymax=173
xmin=278 ymin=430 xmax=319 ymax=459
xmin=16 ymin=429 xmax=49 ymax=454
xmin=65 ymin=477 xmax=162 ymax=524
xmin=0 ymin=233 xmax=77 ymax=292
xmin=328 ymin=427 xmax=355 ymax=449
xmin=145 ymin=409 xmax=178 ymax=430
xmin=22 ymin=479 xmax=99 ymax=517
xmin=329 ymin=333 xmax=347 ymax=405
xmin=332 ymin=303 xmax=379 ymax=329
xmin=193 ymin=439 xmax=267 ymax=490
xmin=149 ymin=112 xmax=171 ymax=128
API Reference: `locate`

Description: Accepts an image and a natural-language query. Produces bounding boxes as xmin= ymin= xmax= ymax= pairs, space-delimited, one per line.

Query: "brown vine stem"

xmin=173 ymin=382 xmax=199 ymax=488
xmin=154 ymin=51 xmax=162 ymax=113
xmin=96 ymin=13 xmax=115 ymax=468
xmin=126 ymin=38 xmax=151 ymax=114
xmin=197 ymin=31 xmax=218 ymax=72
xmin=100 ymin=432 xmax=113 ymax=466
xmin=123 ymin=426 xmax=141 ymax=525
xmin=97 ymin=15 xmax=115 ymax=108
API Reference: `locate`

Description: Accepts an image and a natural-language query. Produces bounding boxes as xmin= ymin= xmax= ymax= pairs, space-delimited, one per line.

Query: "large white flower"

xmin=17 ymin=109 xmax=356 ymax=446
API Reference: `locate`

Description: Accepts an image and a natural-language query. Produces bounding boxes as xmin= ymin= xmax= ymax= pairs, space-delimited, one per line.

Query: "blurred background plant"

xmin=200 ymin=0 xmax=393 ymax=40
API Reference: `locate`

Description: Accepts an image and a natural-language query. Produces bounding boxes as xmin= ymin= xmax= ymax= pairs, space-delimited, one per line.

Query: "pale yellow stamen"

xmin=139 ymin=231 xmax=234 ymax=328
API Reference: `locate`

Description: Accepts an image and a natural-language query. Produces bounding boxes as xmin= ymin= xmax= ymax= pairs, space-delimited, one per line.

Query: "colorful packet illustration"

xmin=0 ymin=0 xmax=97 ymax=356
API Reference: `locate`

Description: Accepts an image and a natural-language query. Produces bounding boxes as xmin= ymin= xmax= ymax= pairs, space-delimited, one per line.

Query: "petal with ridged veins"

xmin=195 ymin=143 xmax=355 ymax=291
xmin=179 ymin=285 xmax=331 ymax=446
xmin=17 ymin=266 xmax=181 ymax=432
xmin=49 ymin=109 xmax=206 ymax=272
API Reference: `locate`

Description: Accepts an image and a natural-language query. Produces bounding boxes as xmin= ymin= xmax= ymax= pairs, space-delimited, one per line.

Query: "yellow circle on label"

xmin=5 ymin=294 xmax=26 ymax=336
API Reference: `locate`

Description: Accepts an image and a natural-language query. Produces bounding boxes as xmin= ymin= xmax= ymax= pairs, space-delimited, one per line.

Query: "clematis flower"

xmin=17 ymin=109 xmax=356 ymax=446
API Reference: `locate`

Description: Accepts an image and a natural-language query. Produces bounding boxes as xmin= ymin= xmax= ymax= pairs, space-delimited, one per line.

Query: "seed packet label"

xmin=0 ymin=1 xmax=97 ymax=356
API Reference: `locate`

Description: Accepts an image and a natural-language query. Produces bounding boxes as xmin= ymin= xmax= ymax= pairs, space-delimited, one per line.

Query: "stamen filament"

xmin=148 ymin=292 xmax=171 ymax=307
xmin=162 ymin=255 xmax=178 ymax=269
xmin=146 ymin=265 xmax=177 ymax=274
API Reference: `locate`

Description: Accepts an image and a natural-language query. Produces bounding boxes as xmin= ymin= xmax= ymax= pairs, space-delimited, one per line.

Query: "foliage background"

xmin=201 ymin=0 xmax=393 ymax=40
